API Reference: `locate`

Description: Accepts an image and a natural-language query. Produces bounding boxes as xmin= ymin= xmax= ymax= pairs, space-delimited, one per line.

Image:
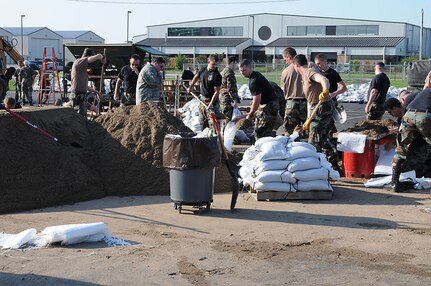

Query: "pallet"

xmin=248 ymin=189 xmax=333 ymax=201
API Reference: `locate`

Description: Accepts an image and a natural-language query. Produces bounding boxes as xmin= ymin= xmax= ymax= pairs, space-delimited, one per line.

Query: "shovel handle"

xmin=303 ymin=100 xmax=323 ymax=130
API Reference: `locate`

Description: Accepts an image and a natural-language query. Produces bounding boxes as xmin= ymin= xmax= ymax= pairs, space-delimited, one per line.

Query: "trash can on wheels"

xmin=163 ymin=133 xmax=221 ymax=214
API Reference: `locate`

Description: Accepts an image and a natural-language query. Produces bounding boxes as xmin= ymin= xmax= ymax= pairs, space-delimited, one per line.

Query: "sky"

xmin=1 ymin=0 xmax=430 ymax=43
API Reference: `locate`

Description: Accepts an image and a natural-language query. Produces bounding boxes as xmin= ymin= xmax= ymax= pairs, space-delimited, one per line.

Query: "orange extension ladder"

xmin=36 ymin=47 xmax=63 ymax=106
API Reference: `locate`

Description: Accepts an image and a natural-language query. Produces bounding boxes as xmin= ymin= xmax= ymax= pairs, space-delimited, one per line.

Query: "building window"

xmin=337 ymin=25 xmax=378 ymax=35
xmin=167 ymin=27 xmax=243 ymax=37
xmin=287 ymin=26 xmax=306 ymax=36
xmin=306 ymin=26 xmax=325 ymax=36
xmin=326 ymin=26 xmax=336 ymax=35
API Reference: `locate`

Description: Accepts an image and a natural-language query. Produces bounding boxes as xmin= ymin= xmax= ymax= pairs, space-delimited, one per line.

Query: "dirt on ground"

xmin=0 ymin=104 xmax=232 ymax=213
xmin=0 ymin=182 xmax=430 ymax=285
xmin=341 ymin=119 xmax=398 ymax=138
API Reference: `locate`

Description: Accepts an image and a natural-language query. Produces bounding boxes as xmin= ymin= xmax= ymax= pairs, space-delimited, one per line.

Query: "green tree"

xmin=401 ymin=54 xmax=429 ymax=64
xmin=174 ymin=53 xmax=187 ymax=70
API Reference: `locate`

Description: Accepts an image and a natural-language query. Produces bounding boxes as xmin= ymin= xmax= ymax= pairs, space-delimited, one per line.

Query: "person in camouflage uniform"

xmin=220 ymin=56 xmax=239 ymax=121
xmin=20 ymin=61 xmax=34 ymax=106
xmin=239 ymin=59 xmax=279 ymax=140
xmin=293 ymin=54 xmax=339 ymax=168
xmin=386 ymin=89 xmax=431 ymax=192
xmin=136 ymin=56 xmax=165 ymax=104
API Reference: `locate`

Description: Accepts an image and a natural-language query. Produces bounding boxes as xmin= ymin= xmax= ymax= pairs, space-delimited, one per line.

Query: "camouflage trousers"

xmin=309 ymin=101 xmax=338 ymax=164
xmin=121 ymin=92 xmax=136 ymax=106
xmin=199 ymin=96 xmax=220 ymax=130
xmin=284 ymin=98 xmax=307 ymax=136
xmin=219 ymin=93 xmax=234 ymax=121
xmin=367 ymin=102 xmax=385 ymax=120
xmin=254 ymin=100 xmax=279 ymax=140
xmin=21 ymin=83 xmax=33 ymax=105
xmin=393 ymin=111 xmax=431 ymax=175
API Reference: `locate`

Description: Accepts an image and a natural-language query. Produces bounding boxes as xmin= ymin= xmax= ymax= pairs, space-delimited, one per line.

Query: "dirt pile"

xmin=90 ymin=102 xmax=191 ymax=196
xmin=0 ymin=107 xmax=105 ymax=213
xmin=342 ymin=119 xmax=398 ymax=138
xmin=0 ymin=103 xmax=234 ymax=213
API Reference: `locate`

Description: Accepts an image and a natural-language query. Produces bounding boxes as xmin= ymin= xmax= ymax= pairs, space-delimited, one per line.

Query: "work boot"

xmin=385 ymin=166 xmax=403 ymax=193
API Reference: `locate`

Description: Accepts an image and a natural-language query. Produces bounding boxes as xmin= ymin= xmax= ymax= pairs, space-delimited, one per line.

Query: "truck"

xmin=0 ymin=36 xmax=24 ymax=101
xmin=407 ymin=59 xmax=431 ymax=89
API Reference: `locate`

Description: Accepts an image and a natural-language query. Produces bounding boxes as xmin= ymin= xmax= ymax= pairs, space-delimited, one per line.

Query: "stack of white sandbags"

xmin=238 ymin=84 xmax=252 ymax=100
xmin=239 ymin=135 xmax=340 ymax=193
xmin=337 ymin=82 xmax=402 ymax=103
xmin=178 ymin=99 xmax=202 ymax=133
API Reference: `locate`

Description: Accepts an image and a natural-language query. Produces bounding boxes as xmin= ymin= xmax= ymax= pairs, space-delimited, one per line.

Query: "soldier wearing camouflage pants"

xmin=239 ymin=59 xmax=279 ymax=140
xmin=136 ymin=57 xmax=165 ymax=104
xmin=220 ymin=56 xmax=239 ymax=121
xmin=293 ymin=54 xmax=339 ymax=169
xmin=388 ymin=88 xmax=431 ymax=192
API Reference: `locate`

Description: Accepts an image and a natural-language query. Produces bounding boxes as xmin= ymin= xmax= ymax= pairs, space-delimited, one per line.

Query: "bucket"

xmin=343 ymin=140 xmax=375 ymax=178
xmin=169 ymin=167 xmax=215 ymax=205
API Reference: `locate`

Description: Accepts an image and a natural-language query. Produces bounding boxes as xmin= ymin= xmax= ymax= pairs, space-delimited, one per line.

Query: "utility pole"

xmin=419 ymin=8 xmax=423 ymax=60
xmin=20 ymin=15 xmax=25 ymax=57
xmin=250 ymin=15 xmax=255 ymax=64
xmin=127 ymin=11 xmax=132 ymax=43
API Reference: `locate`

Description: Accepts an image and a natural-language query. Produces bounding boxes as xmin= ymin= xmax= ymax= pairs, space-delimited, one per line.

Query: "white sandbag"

xmin=318 ymin=153 xmax=340 ymax=180
xmin=293 ymin=167 xmax=330 ymax=181
xmin=232 ymin=107 xmax=242 ymax=121
xmin=223 ymin=121 xmax=238 ymax=151
xmin=0 ymin=228 xmax=37 ymax=249
xmin=239 ymin=146 xmax=259 ymax=166
xmin=286 ymin=141 xmax=316 ymax=152
xmin=254 ymin=170 xmax=296 ymax=184
xmin=259 ymin=141 xmax=288 ymax=161
xmin=295 ymin=180 xmax=333 ymax=192
xmin=254 ymin=160 xmax=291 ymax=175
xmin=40 ymin=222 xmax=109 ymax=245
xmin=253 ymin=181 xmax=296 ymax=192
xmin=286 ymin=145 xmax=319 ymax=160
xmin=254 ymin=135 xmax=288 ymax=151
xmin=287 ymin=157 xmax=321 ymax=172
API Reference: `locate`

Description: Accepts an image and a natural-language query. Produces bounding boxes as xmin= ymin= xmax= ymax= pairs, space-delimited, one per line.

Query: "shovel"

xmin=189 ymin=92 xmax=240 ymax=211
xmin=1 ymin=104 xmax=82 ymax=148
xmin=303 ymin=100 xmax=323 ymax=131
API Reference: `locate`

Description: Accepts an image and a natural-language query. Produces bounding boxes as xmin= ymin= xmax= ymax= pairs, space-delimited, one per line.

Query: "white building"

xmin=135 ymin=13 xmax=431 ymax=63
xmin=56 ymin=31 xmax=105 ymax=63
xmin=0 ymin=27 xmax=104 ymax=62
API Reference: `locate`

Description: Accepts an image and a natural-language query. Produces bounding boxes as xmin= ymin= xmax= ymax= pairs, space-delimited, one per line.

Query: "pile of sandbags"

xmin=238 ymin=135 xmax=340 ymax=193
xmin=337 ymin=83 xmax=402 ymax=103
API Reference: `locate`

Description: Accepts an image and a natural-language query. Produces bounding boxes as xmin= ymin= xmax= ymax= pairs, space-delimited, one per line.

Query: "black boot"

xmin=390 ymin=167 xmax=402 ymax=193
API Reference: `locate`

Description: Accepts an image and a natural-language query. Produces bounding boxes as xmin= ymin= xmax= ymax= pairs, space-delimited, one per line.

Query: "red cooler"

xmin=343 ymin=140 xmax=375 ymax=178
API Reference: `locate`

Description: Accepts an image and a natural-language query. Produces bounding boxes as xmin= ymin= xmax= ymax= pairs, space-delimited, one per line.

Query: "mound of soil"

xmin=90 ymin=102 xmax=191 ymax=196
xmin=0 ymin=107 xmax=105 ymax=213
xmin=342 ymin=119 xmax=398 ymax=138
xmin=0 ymin=103 xmax=235 ymax=213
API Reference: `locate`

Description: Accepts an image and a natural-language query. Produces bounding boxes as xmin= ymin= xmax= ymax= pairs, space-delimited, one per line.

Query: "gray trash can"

xmin=163 ymin=133 xmax=221 ymax=213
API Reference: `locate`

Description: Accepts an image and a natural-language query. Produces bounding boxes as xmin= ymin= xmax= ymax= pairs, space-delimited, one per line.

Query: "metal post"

xmin=419 ymin=8 xmax=423 ymax=60
xmin=251 ymin=15 xmax=255 ymax=64
xmin=20 ymin=15 xmax=25 ymax=57
xmin=127 ymin=11 xmax=132 ymax=43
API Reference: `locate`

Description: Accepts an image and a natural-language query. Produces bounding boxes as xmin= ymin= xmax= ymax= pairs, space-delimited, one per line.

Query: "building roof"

xmin=147 ymin=12 xmax=427 ymax=29
xmin=137 ymin=37 xmax=249 ymax=47
xmin=267 ymin=37 xmax=404 ymax=47
xmin=2 ymin=27 xmax=47 ymax=36
xmin=55 ymin=30 xmax=91 ymax=38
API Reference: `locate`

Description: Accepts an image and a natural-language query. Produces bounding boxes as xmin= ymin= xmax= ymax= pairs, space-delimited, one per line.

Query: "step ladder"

xmin=36 ymin=47 xmax=63 ymax=106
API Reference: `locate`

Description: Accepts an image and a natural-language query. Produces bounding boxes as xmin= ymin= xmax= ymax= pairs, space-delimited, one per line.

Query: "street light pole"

xmin=251 ymin=15 xmax=254 ymax=64
xmin=127 ymin=11 xmax=132 ymax=43
xmin=20 ymin=15 xmax=25 ymax=58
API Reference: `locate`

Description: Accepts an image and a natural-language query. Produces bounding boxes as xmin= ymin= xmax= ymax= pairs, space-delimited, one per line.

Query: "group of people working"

xmin=67 ymin=47 xmax=431 ymax=193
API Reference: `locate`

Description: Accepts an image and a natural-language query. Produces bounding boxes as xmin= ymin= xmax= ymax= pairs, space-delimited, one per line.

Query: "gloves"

xmin=318 ymin=89 xmax=329 ymax=102
xmin=302 ymin=121 xmax=310 ymax=131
